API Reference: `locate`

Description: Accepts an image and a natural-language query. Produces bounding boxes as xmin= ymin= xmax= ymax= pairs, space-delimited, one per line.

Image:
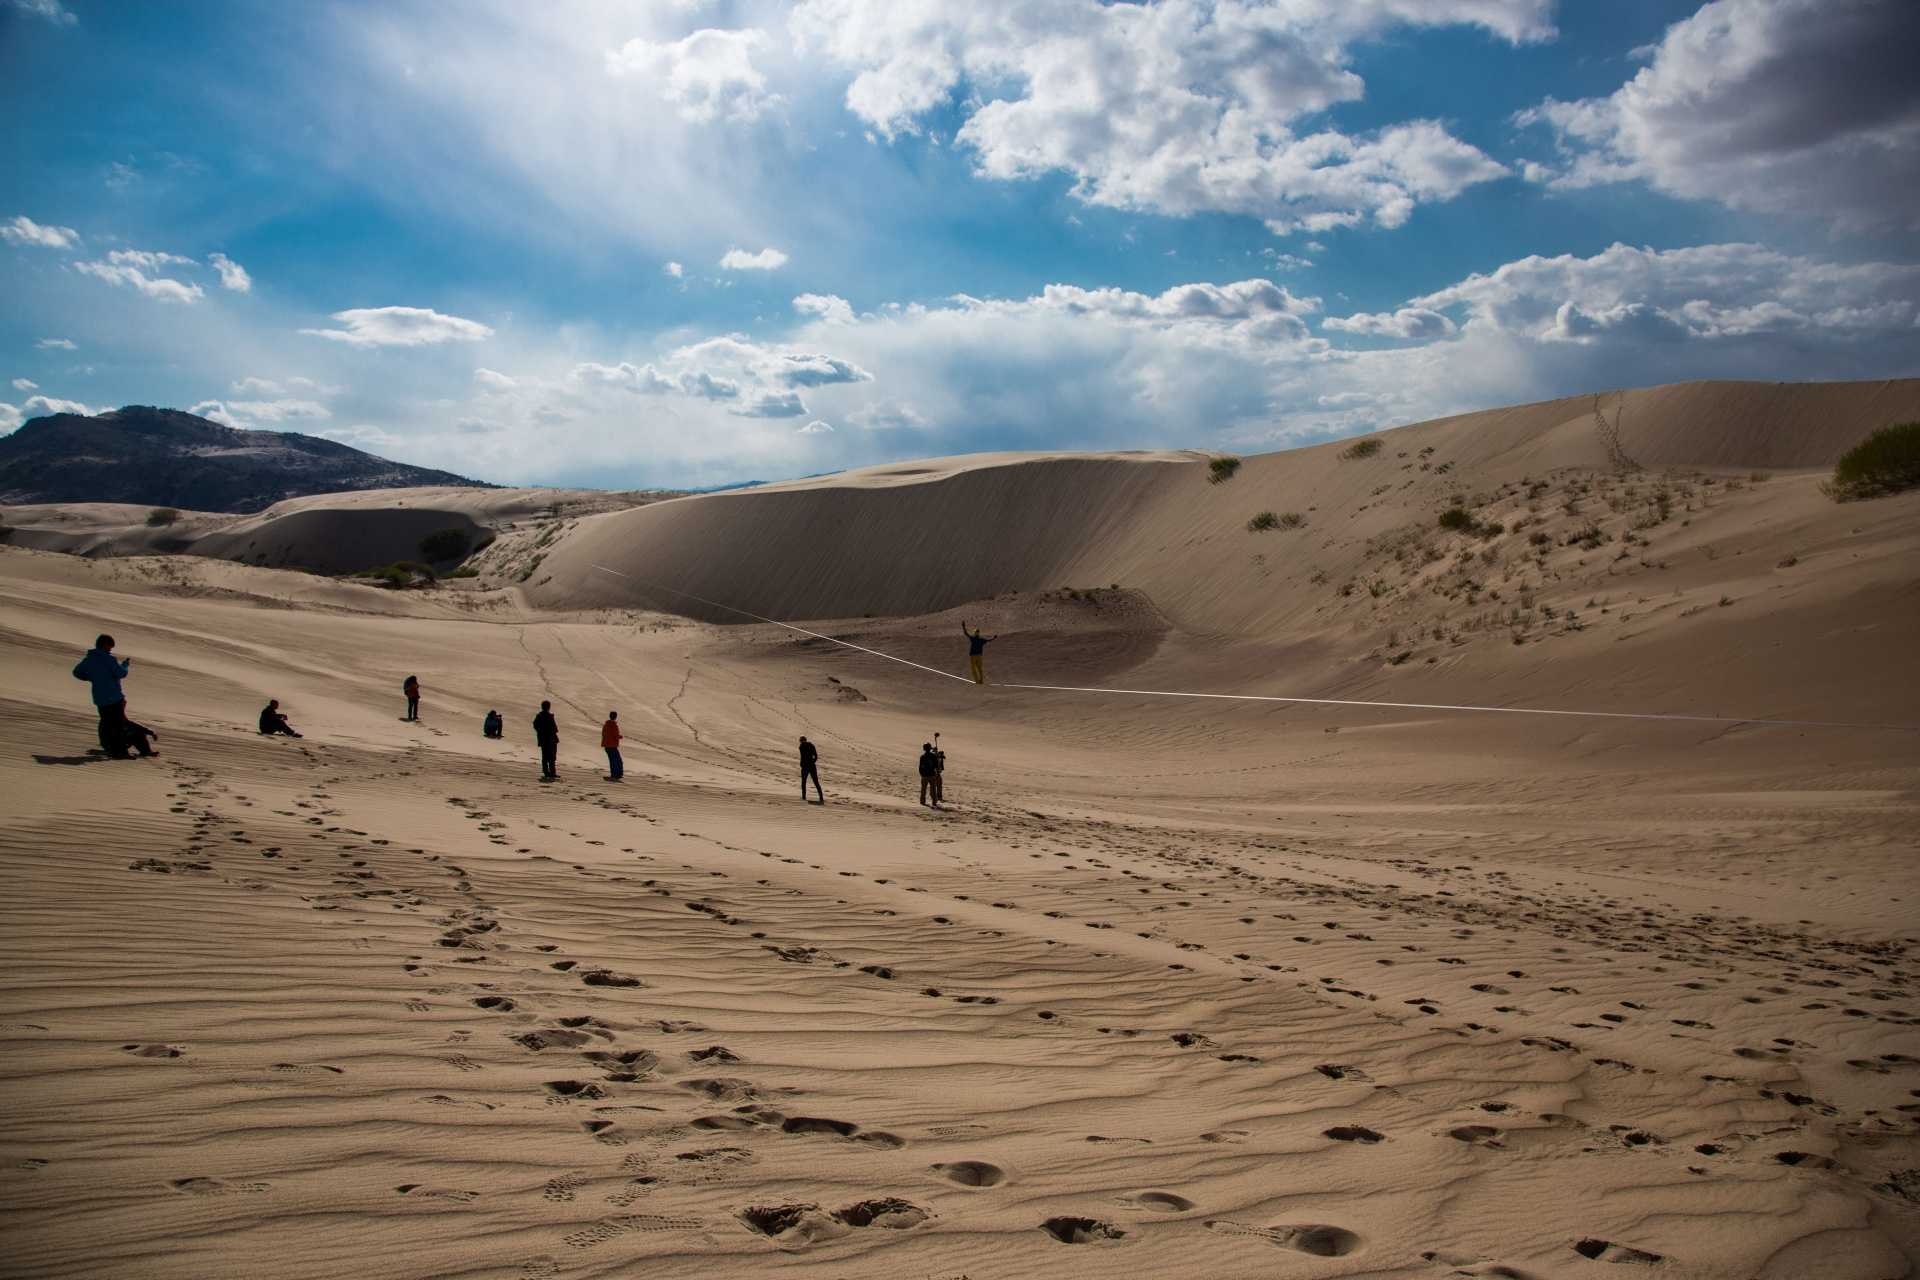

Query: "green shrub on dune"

xmin=1827 ymin=422 xmax=1920 ymax=501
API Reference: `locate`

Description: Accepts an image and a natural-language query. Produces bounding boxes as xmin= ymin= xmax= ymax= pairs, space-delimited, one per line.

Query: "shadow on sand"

xmin=33 ymin=751 xmax=119 ymax=766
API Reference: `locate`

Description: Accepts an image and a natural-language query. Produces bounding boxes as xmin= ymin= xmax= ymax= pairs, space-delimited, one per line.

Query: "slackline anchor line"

xmin=589 ymin=565 xmax=1919 ymax=733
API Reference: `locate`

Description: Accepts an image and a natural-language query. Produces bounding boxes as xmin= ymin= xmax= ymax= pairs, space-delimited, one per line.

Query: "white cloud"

xmin=11 ymin=378 xmax=37 ymax=391
xmin=22 ymin=394 xmax=95 ymax=417
xmin=473 ymin=367 xmax=519 ymax=391
xmin=606 ymin=27 xmax=781 ymax=124
xmin=735 ymin=389 xmax=808 ymax=418
xmin=663 ymin=261 xmax=685 ymax=278
xmin=847 ymin=401 xmax=928 ymax=431
xmin=190 ymin=398 xmax=332 ymax=428
xmin=720 ymin=246 xmax=789 ymax=271
xmin=775 ymin=352 xmax=872 ymax=387
xmin=74 ymin=255 xmax=205 ymax=303
xmin=208 ymin=252 xmax=253 ymax=292
xmin=797 ymin=419 xmax=834 ymax=434
xmin=35 ymin=337 xmax=76 ymax=350
xmin=794 ymin=292 xmax=854 ymax=324
xmin=1322 ymin=306 xmax=1456 ymax=339
xmin=793 ymin=0 xmax=1539 ymax=228
xmin=1516 ymin=0 xmax=1920 ymax=229
xmin=0 ymin=403 xmax=19 ymax=433
xmin=300 ymin=306 xmax=493 ymax=347
xmin=11 ymin=0 xmax=77 ymax=25
xmin=572 ymin=361 xmax=678 ymax=394
xmin=1 ymin=215 xmax=80 ymax=249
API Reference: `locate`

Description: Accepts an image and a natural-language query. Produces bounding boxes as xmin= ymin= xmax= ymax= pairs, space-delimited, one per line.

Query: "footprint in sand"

xmin=170 ymin=1176 xmax=269 ymax=1195
xmin=1324 ymin=1126 xmax=1386 ymax=1144
xmin=1116 ymin=1191 xmax=1196 ymax=1213
xmin=122 ymin=1043 xmax=185 ymax=1058
xmin=395 ymin=1184 xmax=479 ymax=1202
xmin=1572 ymin=1239 xmax=1663 ymax=1264
xmin=1208 ymin=1220 xmax=1361 ymax=1257
xmin=1041 ymin=1217 xmax=1128 ymax=1244
xmin=931 ymin=1160 xmax=1006 ymax=1188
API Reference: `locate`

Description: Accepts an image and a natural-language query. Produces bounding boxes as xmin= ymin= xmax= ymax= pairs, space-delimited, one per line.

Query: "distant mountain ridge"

xmin=0 ymin=405 xmax=488 ymax=512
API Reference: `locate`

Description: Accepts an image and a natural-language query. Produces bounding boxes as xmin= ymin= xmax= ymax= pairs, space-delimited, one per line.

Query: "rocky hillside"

xmin=0 ymin=405 xmax=485 ymax=512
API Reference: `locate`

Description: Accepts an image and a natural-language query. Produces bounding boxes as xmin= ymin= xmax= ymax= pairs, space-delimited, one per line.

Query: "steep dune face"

xmin=533 ymin=453 xmax=1198 ymax=621
xmin=535 ymin=378 xmax=1920 ymax=628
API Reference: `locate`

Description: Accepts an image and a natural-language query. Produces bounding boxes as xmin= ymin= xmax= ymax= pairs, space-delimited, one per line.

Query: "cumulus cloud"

xmin=11 ymin=378 xmax=37 ymax=391
xmin=22 ymin=394 xmax=96 ymax=417
xmin=792 ymin=0 xmax=1539 ymax=228
xmin=301 ymin=306 xmax=493 ymax=347
xmin=606 ymin=27 xmax=781 ymax=123
xmin=1322 ymin=306 xmax=1456 ymax=339
xmin=208 ymin=252 xmax=252 ymax=292
xmin=794 ymin=292 xmax=854 ymax=324
xmin=0 ymin=403 xmax=19 ymax=433
xmin=473 ymin=367 xmax=519 ymax=391
xmin=736 ymin=389 xmax=808 ymax=417
xmin=2 ymin=214 xmax=80 ymax=249
xmin=775 ymin=352 xmax=872 ymax=387
xmin=720 ymin=246 xmax=789 ymax=271
xmin=663 ymin=261 xmax=685 ymax=278
xmin=1516 ymin=0 xmax=1920 ymax=229
xmin=74 ymin=253 xmax=205 ymax=303
xmin=572 ymin=360 xmax=679 ymax=394
xmin=190 ymin=398 xmax=332 ymax=428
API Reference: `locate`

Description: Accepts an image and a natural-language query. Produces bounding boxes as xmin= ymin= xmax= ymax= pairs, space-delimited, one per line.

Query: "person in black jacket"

xmin=483 ymin=710 xmax=503 ymax=739
xmin=259 ymin=699 xmax=302 ymax=737
xmin=533 ymin=700 xmax=559 ymax=780
xmin=799 ymin=735 xmax=822 ymax=803
xmin=918 ymin=742 xmax=941 ymax=808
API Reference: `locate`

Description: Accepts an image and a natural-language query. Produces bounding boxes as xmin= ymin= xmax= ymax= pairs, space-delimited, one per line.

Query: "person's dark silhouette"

xmin=601 ymin=711 xmax=623 ymax=781
xmin=918 ymin=742 xmax=942 ymax=807
xmin=403 ymin=674 xmax=421 ymax=721
xmin=483 ymin=710 xmax=503 ymax=739
xmin=73 ymin=633 xmax=133 ymax=756
xmin=120 ymin=705 xmax=158 ymax=757
xmin=533 ymin=700 xmax=559 ymax=780
xmin=259 ymin=699 xmax=302 ymax=737
xmin=799 ymin=735 xmax=822 ymax=803
xmin=963 ymin=622 xmax=996 ymax=685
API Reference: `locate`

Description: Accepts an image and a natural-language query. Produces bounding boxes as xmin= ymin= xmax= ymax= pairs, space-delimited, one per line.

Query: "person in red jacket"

xmin=601 ymin=711 xmax=623 ymax=781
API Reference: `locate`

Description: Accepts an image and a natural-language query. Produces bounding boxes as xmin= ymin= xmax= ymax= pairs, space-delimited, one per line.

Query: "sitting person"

xmin=259 ymin=699 xmax=303 ymax=738
xmin=483 ymin=709 xmax=503 ymax=739
xmin=119 ymin=707 xmax=159 ymax=758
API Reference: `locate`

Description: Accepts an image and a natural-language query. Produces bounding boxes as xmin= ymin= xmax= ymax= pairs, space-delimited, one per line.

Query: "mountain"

xmin=0 ymin=405 xmax=487 ymax=512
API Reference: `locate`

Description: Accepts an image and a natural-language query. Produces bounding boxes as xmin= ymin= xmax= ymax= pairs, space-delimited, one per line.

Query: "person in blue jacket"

xmin=72 ymin=633 xmax=134 ymax=756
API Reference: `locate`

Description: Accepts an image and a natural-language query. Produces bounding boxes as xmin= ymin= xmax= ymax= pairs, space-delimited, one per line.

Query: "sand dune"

xmin=2 ymin=378 xmax=1918 ymax=1278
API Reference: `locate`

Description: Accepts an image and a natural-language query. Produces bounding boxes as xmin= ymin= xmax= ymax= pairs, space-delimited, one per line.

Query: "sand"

xmin=2 ymin=379 xmax=1918 ymax=1279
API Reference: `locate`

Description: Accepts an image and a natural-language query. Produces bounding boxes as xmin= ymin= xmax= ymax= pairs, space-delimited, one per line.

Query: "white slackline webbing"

xmin=591 ymin=565 xmax=1918 ymax=733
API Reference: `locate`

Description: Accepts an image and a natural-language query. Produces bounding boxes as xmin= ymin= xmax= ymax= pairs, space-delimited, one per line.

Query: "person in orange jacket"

xmin=601 ymin=710 xmax=623 ymax=781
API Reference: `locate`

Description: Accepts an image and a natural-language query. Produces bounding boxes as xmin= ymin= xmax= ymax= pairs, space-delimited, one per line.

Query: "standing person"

xmin=931 ymin=733 xmax=947 ymax=806
xmin=601 ymin=711 xmax=623 ymax=781
xmin=483 ymin=710 xmax=503 ymax=739
xmin=403 ymin=675 xmax=421 ymax=721
xmin=259 ymin=699 xmax=302 ymax=737
xmin=72 ymin=634 xmax=133 ymax=756
xmin=962 ymin=622 xmax=996 ymax=685
xmin=918 ymin=742 xmax=942 ymax=808
xmin=799 ymin=736 xmax=822 ymax=803
xmin=533 ymin=700 xmax=559 ymax=780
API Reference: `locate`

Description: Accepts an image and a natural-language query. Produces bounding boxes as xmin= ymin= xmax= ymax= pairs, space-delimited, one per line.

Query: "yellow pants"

xmin=970 ymin=654 xmax=985 ymax=684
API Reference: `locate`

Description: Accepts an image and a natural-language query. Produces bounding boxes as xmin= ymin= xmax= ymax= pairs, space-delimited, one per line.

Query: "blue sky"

xmin=3 ymin=0 xmax=1917 ymax=488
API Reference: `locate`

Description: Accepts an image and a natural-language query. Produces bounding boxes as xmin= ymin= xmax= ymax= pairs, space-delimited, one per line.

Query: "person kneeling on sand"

xmin=483 ymin=709 xmax=503 ymax=739
xmin=72 ymin=633 xmax=134 ymax=756
xmin=602 ymin=711 xmax=623 ymax=781
xmin=259 ymin=699 xmax=303 ymax=738
xmin=918 ymin=742 xmax=942 ymax=808
xmin=533 ymin=701 xmax=559 ymax=780
xmin=120 ymin=705 xmax=159 ymax=758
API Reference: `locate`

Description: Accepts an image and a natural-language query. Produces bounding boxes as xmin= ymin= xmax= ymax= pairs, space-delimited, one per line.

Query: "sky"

xmin=2 ymin=0 xmax=1917 ymax=489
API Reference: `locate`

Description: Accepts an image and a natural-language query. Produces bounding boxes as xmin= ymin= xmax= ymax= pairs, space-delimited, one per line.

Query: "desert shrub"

xmin=146 ymin=507 xmax=180 ymax=527
xmin=418 ymin=526 xmax=472 ymax=562
xmin=1341 ymin=438 xmax=1382 ymax=460
xmin=1828 ymin=422 xmax=1920 ymax=500
xmin=359 ymin=561 xmax=436 ymax=589
xmin=445 ymin=566 xmax=479 ymax=579
xmin=1528 ymin=530 xmax=1551 ymax=547
xmin=1437 ymin=506 xmax=1475 ymax=531
xmin=1477 ymin=520 xmax=1505 ymax=538
xmin=1208 ymin=456 xmax=1242 ymax=483
xmin=1275 ymin=511 xmax=1305 ymax=529
xmin=1247 ymin=511 xmax=1280 ymax=532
